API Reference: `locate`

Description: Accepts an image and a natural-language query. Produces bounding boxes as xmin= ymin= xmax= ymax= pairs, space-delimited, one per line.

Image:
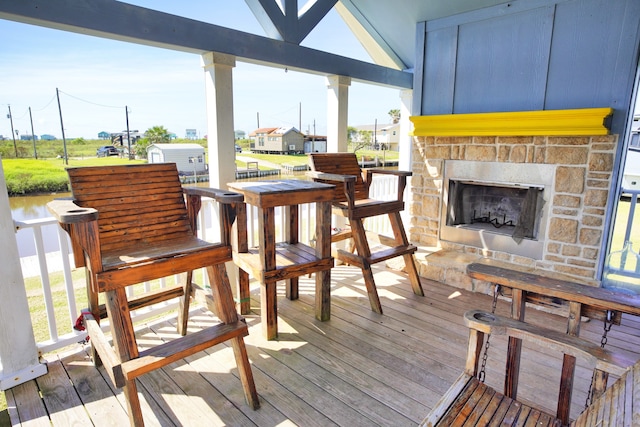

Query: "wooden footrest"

xmin=97 ymin=284 xmax=185 ymax=319
xmin=336 ymin=244 xmax=417 ymax=268
xmin=122 ymin=320 xmax=249 ymax=380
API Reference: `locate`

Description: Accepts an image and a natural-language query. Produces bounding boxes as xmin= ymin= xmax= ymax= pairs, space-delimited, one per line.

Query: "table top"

xmin=228 ymin=179 xmax=335 ymax=208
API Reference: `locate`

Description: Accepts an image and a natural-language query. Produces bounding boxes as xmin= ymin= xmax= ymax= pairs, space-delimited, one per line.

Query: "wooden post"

xmin=0 ymin=157 xmax=47 ymax=390
xmin=504 ymin=288 xmax=525 ymax=399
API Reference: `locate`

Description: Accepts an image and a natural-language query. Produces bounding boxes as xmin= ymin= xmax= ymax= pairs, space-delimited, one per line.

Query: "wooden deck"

xmin=5 ymin=264 xmax=640 ymax=426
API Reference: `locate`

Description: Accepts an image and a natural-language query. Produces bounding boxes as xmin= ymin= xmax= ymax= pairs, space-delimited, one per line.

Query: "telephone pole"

xmin=56 ymin=88 xmax=68 ymax=165
xmin=7 ymin=105 xmax=17 ymax=157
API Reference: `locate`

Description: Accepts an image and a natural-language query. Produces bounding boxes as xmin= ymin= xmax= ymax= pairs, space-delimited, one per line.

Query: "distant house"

xmin=40 ymin=134 xmax=56 ymax=141
xmin=147 ymin=143 xmax=206 ymax=174
xmin=20 ymin=134 xmax=38 ymax=141
xmin=185 ymin=129 xmax=197 ymax=140
xmin=250 ymin=126 xmax=304 ymax=154
xmin=304 ymin=134 xmax=327 ymax=153
xmin=351 ymin=123 xmax=400 ymax=151
xmin=98 ymin=131 xmax=110 ymax=140
xmin=234 ymin=130 xmax=246 ymax=140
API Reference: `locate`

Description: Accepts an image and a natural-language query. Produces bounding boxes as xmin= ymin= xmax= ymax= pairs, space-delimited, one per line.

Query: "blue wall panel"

xmin=423 ymin=26 xmax=458 ymax=115
xmin=419 ymin=0 xmax=640 ymax=135
xmin=453 ymin=6 xmax=553 ymax=113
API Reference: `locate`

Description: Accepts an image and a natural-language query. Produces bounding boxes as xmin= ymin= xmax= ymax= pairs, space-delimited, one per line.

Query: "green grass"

xmin=2 ymin=157 xmax=146 ymax=195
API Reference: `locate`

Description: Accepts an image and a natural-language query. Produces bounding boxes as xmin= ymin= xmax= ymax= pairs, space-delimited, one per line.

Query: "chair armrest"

xmin=47 ymin=198 xmax=98 ymax=224
xmin=306 ymin=171 xmax=357 ymax=183
xmin=366 ymin=168 xmax=412 ymax=177
xmin=183 ymin=187 xmax=244 ymax=204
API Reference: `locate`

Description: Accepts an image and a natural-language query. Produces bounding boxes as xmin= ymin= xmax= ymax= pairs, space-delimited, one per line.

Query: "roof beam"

xmin=0 ymin=0 xmax=411 ymax=89
xmin=246 ymin=0 xmax=338 ymax=44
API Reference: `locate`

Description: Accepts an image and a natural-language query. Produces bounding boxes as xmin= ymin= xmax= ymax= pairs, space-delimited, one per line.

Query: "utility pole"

xmin=28 ymin=107 xmax=37 ymax=159
xmin=56 ymin=88 xmax=68 ymax=165
xmin=7 ymin=105 xmax=17 ymax=157
xmin=125 ymin=106 xmax=132 ymax=160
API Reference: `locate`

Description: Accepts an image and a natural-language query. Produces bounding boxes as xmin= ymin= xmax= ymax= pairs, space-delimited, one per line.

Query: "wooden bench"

xmin=465 ymin=262 xmax=640 ymax=424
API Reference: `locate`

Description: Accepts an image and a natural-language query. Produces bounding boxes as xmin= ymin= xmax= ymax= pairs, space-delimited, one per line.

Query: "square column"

xmin=0 ymin=157 xmax=47 ymax=390
xmin=202 ymin=52 xmax=237 ymax=189
xmin=326 ymin=75 xmax=351 ymax=153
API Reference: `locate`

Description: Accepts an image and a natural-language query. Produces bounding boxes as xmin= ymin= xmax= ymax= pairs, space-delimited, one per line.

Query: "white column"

xmin=398 ymin=89 xmax=413 ymax=171
xmin=326 ymin=75 xmax=351 ymax=153
xmin=398 ymin=89 xmax=414 ymax=238
xmin=0 ymin=156 xmax=47 ymax=390
xmin=201 ymin=52 xmax=237 ymax=189
xmin=201 ymin=52 xmax=239 ymax=295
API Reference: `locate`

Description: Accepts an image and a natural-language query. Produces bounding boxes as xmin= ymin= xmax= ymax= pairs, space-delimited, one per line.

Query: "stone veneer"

xmin=409 ymin=134 xmax=618 ymax=287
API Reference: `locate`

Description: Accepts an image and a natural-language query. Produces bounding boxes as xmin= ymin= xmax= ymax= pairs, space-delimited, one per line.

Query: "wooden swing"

xmin=422 ymin=304 xmax=637 ymax=426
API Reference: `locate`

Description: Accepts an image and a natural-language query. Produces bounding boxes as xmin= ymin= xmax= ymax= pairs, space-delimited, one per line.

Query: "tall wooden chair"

xmin=422 ymin=310 xmax=635 ymax=426
xmin=307 ymin=152 xmax=423 ymax=314
xmin=47 ymin=163 xmax=259 ymax=426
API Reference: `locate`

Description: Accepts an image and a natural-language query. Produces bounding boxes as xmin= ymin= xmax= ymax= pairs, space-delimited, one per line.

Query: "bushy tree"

xmin=145 ymin=125 xmax=171 ymax=144
xmin=388 ymin=109 xmax=400 ymax=124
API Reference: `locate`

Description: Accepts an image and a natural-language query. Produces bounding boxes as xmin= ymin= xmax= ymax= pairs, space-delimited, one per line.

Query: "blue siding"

xmin=418 ymin=0 xmax=640 ymax=135
xmin=454 ymin=5 xmax=553 ymax=113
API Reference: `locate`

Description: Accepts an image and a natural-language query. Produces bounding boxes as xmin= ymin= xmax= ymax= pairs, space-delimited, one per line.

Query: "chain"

xmin=478 ymin=284 xmax=500 ymax=382
xmin=585 ymin=310 xmax=614 ymax=408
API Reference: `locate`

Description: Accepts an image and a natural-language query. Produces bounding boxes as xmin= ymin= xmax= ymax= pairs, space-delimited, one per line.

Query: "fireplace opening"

xmin=446 ymin=180 xmax=544 ymax=242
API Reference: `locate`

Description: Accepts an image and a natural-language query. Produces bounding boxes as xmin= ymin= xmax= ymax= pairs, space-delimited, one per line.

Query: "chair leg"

xmin=86 ymin=268 xmax=103 ymax=367
xmin=206 ymin=263 xmax=260 ymax=406
xmin=350 ymin=219 xmax=383 ymax=314
xmin=105 ymin=287 xmax=144 ymax=425
xmin=230 ymin=338 xmax=260 ymax=409
xmin=389 ymin=212 xmax=424 ymax=296
xmin=177 ymin=271 xmax=193 ymax=336
xmin=122 ymin=379 xmax=145 ymax=426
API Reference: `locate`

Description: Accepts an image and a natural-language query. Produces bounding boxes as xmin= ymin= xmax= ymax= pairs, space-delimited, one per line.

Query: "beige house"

xmin=250 ymin=126 xmax=305 ymax=154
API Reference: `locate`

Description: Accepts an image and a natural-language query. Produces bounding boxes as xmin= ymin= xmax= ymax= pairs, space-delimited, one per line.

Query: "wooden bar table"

xmin=228 ymin=179 xmax=335 ymax=340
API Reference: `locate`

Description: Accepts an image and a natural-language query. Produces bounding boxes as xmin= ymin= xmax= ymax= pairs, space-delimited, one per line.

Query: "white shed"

xmin=147 ymin=143 xmax=206 ymax=174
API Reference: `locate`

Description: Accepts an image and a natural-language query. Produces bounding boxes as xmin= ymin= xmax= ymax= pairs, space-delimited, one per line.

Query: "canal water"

xmin=10 ymin=192 xmax=69 ymax=257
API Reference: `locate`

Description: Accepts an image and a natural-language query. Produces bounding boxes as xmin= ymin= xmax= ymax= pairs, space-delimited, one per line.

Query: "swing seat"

xmin=421 ymin=310 xmax=635 ymax=426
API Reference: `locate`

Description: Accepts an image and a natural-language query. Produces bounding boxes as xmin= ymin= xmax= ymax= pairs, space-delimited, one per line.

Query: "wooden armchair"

xmin=307 ymin=152 xmax=423 ymax=314
xmin=47 ymin=163 xmax=259 ymax=426
xmin=422 ymin=310 xmax=636 ymax=426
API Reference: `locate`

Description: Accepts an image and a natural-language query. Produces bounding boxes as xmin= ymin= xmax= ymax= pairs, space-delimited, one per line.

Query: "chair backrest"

xmin=66 ymin=163 xmax=191 ymax=254
xmin=308 ymin=153 xmax=369 ymax=202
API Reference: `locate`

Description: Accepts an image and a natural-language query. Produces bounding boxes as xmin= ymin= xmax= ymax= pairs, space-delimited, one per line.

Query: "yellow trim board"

xmin=410 ymin=108 xmax=613 ymax=136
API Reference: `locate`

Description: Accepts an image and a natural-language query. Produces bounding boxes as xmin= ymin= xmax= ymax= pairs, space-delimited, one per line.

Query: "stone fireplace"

xmin=408 ymin=114 xmax=618 ymax=289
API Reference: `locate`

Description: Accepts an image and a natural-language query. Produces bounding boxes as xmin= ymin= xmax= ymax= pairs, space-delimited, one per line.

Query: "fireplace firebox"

xmin=445 ymin=180 xmax=544 ymax=241
xmin=440 ymin=161 xmax=554 ymax=259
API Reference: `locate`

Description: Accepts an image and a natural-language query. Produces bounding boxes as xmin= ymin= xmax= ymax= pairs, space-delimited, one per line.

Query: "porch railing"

xmin=603 ymin=188 xmax=640 ymax=291
xmin=15 ymin=175 xmax=398 ymax=354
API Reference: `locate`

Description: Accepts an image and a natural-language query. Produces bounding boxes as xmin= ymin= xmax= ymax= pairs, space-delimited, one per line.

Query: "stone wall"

xmin=410 ymin=135 xmax=618 ymax=284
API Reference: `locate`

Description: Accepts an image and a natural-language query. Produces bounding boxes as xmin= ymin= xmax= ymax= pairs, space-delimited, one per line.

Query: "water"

xmin=10 ymin=192 xmax=69 ymax=257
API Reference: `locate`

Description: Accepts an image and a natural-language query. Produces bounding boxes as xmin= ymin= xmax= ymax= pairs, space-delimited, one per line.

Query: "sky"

xmin=0 ymin=1 xmax=403 ymax=140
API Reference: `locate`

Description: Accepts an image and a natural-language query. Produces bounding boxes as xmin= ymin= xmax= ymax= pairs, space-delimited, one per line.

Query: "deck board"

xmin=4 ymin=264 xmax=640 ymax=426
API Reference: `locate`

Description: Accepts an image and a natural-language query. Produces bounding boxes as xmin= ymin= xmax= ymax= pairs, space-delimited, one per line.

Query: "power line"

xmin=57 ymin=89 xmax=122 ymax=109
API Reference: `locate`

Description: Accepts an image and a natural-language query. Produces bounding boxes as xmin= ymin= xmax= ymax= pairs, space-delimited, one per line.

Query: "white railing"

xmin=14 ymin=175 xmax=398 ymax=354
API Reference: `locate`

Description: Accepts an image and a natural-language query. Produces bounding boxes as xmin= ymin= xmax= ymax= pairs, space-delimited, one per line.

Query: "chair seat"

xmin=333 ymin=198 xmax=405 ymax=219
xmin=101 ymin=236 xmax=228 ymax=270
